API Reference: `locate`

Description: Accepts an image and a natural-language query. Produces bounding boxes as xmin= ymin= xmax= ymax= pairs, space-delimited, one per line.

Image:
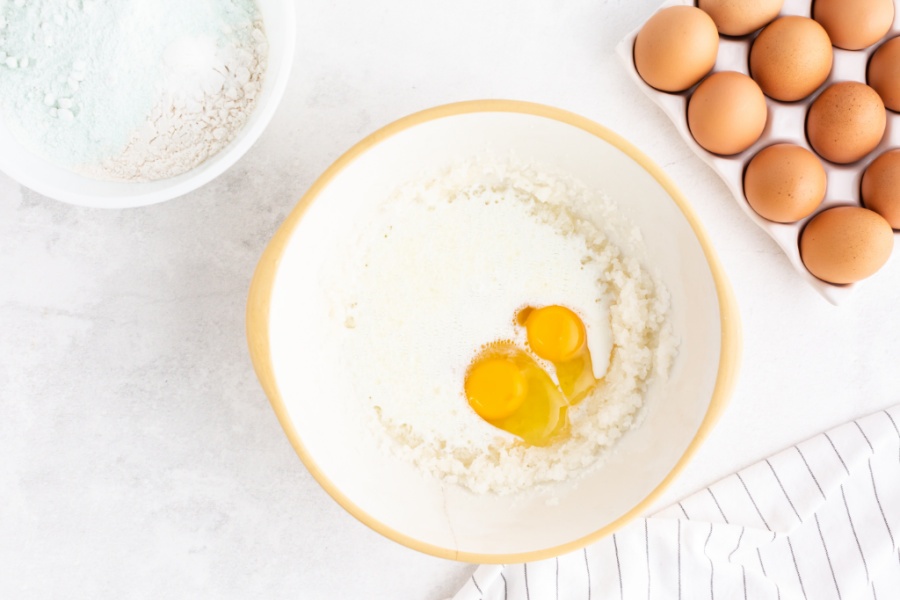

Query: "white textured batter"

xmin=324 ymin=159 xmax=676 ymax=494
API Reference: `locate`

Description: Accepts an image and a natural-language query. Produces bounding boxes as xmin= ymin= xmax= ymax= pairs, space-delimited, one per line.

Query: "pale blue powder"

xmin=0 ymin=0 xmax=262 ymax=171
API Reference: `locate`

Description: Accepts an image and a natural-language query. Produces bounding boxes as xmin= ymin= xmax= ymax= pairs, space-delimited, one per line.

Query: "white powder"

xmin=325 ymin=159 xmax=677 ymax=495
xmin=0 ymin=0 xmax=267 ymax=182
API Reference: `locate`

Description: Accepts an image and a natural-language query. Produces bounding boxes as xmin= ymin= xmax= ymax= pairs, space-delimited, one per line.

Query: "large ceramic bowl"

xmin=0 ymin=0 xmax=295 ymax=208
xmin=246 ymin=100 xmax=741 ymax=563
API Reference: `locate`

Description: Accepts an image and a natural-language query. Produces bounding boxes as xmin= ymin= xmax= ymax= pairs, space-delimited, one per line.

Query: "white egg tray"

xmin=617 ymin=0 xmax=900 ymax=304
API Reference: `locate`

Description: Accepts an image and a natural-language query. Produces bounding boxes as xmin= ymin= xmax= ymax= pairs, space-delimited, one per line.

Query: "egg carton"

xmin=616 ymin=0 xmax=900 ymax=304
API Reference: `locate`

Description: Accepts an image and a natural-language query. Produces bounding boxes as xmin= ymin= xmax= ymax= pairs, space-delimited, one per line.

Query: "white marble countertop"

xmin=2 ymin=1 xmax=899 ymax=598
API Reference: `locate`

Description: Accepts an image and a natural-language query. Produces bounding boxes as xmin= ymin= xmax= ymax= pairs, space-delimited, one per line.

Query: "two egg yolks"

xmin=463 ymin=305 xmax=600 ymax=446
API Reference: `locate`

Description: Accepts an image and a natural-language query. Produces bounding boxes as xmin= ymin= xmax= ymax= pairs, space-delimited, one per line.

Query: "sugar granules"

xmin=0 ymin=0 xmax=268 ymax=182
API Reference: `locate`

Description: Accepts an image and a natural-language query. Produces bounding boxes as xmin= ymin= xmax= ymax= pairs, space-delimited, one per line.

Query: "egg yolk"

xmin=525 ymin=305 xmax=598 ymax=404
xmin=524 ymin=305 xmax=585 ymax=362
xmin=464 ymin=305 xmax=602 ymax=446
xmin=464 ymin=344 xmax=568 ymax=446
xmin=464 ymin=356 xmax=527 ymax=421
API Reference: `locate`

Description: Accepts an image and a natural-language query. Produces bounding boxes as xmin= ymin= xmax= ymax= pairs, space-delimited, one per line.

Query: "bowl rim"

xmin=245 ymin=99 xmax=743 ymax=563
xmin=0 ymin=0 xmax=296 ymax=209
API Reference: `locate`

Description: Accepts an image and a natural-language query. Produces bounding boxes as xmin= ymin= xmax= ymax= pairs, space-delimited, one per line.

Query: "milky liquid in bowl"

xmin=0 ymin=0 xmax=295 ymax=208
xmin=617 ymin=0 xmax=900 ymax=305
xmin=247 ymin=101 xmax=741 ymax=562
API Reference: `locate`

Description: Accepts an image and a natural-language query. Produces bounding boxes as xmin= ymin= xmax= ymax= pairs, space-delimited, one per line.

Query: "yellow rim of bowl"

xmin=245 ymin=99 xmax=743 ymax=564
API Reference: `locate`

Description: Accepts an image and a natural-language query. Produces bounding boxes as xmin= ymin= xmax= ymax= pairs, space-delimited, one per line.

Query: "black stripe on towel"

xmin=814 ymin=513 xmax=843 ymax=599
xmin=678 ymin=520 xmax=682 ymax=600
xmin=841 ymin=486 xmax=871 ymax=581
xmin=728 ymin=528 xmax=747 ymax=600
xmin=523 ymin=563 xmax=530 ymax=600
xmin=786 ymin=537 xmax=809 ymax=600
xmin=883 ymin=411 xmax=900 ymax=463
xmin=729 ymin=528 xmax=744 ymax=562
xmin=869 ymin=461 xmax=896 ymax=547
xmin=704 ymin=523 xmax=714 ymax=600
xmin=471 ymin=574 xmax=483 ymax=598
xmin=824 ymin=433 xmax=850 ymax=474
xmin=645 ymin=521 xmax=651 ymax=599
xmin=756 ymin=548 xmax=781 ymax=600
xmin=795 ymin=446 xmax=826 ymax=498
xmin=583 ymin=548 xmax=591 ymax=600
xmin=737 ymin=472 xmax=770 ymax=530
xmin=613 ymin=534 xmax=623 ymax=600
xmin=856 ymin=422 xmax=898 ymax=551
xmin=766 ymin=459 xmax=801 ymax=521
xmin=854 ymin=422 xmax=874 ymax=451
xmin=708 ymin=488 xmax=729 ymax=523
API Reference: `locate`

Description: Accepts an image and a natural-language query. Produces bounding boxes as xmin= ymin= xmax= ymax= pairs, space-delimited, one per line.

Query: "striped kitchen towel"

xmin=454 ymin=405 xmax=900 ymax=600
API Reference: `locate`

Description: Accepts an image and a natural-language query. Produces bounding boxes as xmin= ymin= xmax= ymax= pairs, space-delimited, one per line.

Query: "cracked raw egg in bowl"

xmin=464 ymin=305 xmax=604 ymax=446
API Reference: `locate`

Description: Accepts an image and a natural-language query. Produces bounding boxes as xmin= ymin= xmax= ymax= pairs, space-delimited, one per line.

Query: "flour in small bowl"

xmin=0 ymin=0 xmax=267 ymax=182
xmin=325 ymin=159 xmax=677 ymax=495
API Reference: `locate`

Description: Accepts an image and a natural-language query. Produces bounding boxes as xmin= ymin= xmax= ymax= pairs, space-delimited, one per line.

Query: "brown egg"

xmin=744 ymin=144 xmax=826 ymax=222
xmin=749 ymin=17 xmax=832 ymax=102
xmin=634 ymin=6 xmax=719 ymax=92
xmin=800 ymin=207 xmax=894 ymax=284
xmin=813 ymin=0 xmax=894 ymax=51
xmin=807 ymin=82 xmax=886 ymax=164
xmin=688 ymin=71 xmax=767 ymax=155
xmin=698 ymin=0 xmax=783 ymax=36
xmin=862 ymin=150 xmax=900 ymax=229
xmin=868 ymin=37 xmax=900 ymax=112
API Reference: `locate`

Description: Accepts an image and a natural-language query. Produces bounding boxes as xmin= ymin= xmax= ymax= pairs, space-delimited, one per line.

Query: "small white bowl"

xmin=247 ymin=101 xmax=742 ymax=562
xmin=0 ymin=0 xmax=295 ymax=209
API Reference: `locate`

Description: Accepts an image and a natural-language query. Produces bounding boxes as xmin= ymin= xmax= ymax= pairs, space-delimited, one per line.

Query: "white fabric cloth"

xmin=454 ymin=406 xmax=900 ymax=600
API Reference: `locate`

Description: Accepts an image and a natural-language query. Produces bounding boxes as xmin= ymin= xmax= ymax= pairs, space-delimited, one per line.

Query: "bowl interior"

xmin=263 ymin=107 xmax=731 ymax=560
xmin=0 ymin=0 xmax=294 ymax=208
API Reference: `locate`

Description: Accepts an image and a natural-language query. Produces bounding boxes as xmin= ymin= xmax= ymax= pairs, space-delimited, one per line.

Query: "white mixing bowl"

xmin=247 ymin=101 xmax=742 ymax=562
xmin=0 ymin=0 xmax=295 ymax=208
